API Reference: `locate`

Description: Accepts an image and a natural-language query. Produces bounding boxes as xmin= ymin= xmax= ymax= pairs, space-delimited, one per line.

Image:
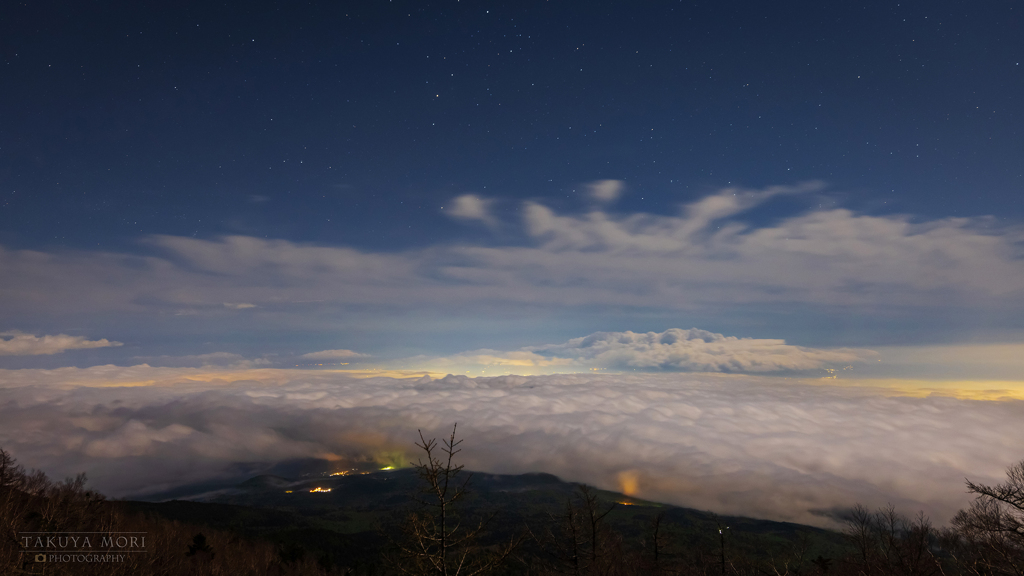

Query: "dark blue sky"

xmin=1 ymin=0 xmax=1022 ymax=371
xmin=3 ymin=0 xmax=1020 ymax=251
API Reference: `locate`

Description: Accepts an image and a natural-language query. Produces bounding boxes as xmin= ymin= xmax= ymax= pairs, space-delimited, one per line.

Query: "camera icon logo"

xmin=34 ymin=554 xmax=47 ymax=563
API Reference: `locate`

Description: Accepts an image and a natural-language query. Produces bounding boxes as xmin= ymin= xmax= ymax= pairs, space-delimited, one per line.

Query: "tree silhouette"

xmin=391 ymin=423 xmax=522 ymax=576
xmin=840 ymin=503 xmax=940 ymax=576
xmin=186 ymin=532 xmax=215 ymax=559
xmin=948 ymin=459 xmax=1024 ymax=575
xmin=539 ymin=484 xmax=623 ymax=576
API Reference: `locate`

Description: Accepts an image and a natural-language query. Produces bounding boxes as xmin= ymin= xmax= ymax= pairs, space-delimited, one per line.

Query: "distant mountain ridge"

xmin=120 ymin=466 xmax=851 ymax=572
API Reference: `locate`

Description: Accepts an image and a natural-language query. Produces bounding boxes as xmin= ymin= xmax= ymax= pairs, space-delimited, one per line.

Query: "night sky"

xmin=1 ymin=1 xmax=1024 ymax=519
xmin=4 ymin=0 xmax=1022 ymax=364
xmin=4 ymin=1 xmax=1021 ymax=252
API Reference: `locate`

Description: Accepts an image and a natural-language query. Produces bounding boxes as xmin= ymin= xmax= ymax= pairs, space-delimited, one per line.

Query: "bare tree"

xmin=391 ymin=424 xmax=521 ymax=576
xmin=839 ymin=503 xmax=941 ymax=576
xmin=640 ymin=511 xmax=671 ymax=575
xmin=539 ymin=484 xmax=625 ymax=576
xmin=759 ymin=530 xmax=812 ymax=576
xmin=0 ymin=448 xmax=25 ymax=491
xmin=947 ymin=460 xmax=1024 ymax=576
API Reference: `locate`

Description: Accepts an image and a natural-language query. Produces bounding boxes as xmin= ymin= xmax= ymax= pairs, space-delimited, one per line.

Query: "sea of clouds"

xmin=2 ymin=367 xmax=1022 ymax=527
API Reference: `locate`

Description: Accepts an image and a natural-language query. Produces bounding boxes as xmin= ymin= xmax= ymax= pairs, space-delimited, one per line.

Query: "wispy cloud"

xmin=131 ymin=352 xmax=271 ymax=369
xmin=299 ymin=349 xmax=369 ymax=360
xmin=396 ymin=328 xmax=877 ymax=375
xmin=525 ymin=328 xmax=876 ymax=372
xmin=587 ymin=179 xmax=624 ymax=203
xmin=0 ymin=331 xmax=123 ymax=356
xmin=445 ymin=194 xmax=497 ymax=226
xmin=395 ymin=349 xmax=576 ymax=374
xmin=1 ymin=183 xmax=1022 ymax=323
xmin=1 ymin=366 xmax=1021 ymax=526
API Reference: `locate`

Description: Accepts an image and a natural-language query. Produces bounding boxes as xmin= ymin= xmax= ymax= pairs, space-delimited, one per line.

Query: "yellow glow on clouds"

xmin=1 ymin=349 xmax=1023 ymax=528
xmin=0 ymin=365 xmax=449 ymax=389
xmin=3 ymin=361 xmax=1023 ymax=401
xmin=831 ymin=378 xmax=1024 ymax=401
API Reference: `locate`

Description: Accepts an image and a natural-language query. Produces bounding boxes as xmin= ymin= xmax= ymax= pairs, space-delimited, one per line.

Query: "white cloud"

xmin=858 ymin=342 xmax=1024 ymax=381
xmin=0 ymin=331 xmax=123 ymax=356
xmin=223 ymin=302 xmax=256 ymax=309
xmin=396 ymin=349 xmax=576 ymax=374
xmin=398 ymin=328 xmax=876 ymax=375
xmin=299 ymin=349 xmax=369 ymax=360
xmin=131 ymin=352 xmax=271 ymax=369
xmin=446 ymin=194 xmax=497 ymax=226
xmin=1 ymin=366 xmax=1021 ymax=527
xmin=1 ymin=183 xmax=1022 ymax=323
xmin=587 ymin=179 xmax=624 ymax=202
xmin=525 ymin=328 xmax=876 ymax=372
xmin=524 ymin=182 xmax=820 ymax=252
xmin=84 ymin=420 xmax=197 ymax=458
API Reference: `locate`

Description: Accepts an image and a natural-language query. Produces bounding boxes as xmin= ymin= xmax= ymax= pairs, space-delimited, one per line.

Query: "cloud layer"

xmin=0 ymin=331 xmax=123 ymax=356
xmin=130 ymin=352 xmax=271 ymax=369
xmin=299 ymin=349 xmax=370 ymax=360
xmin=2 ymin=183 xmax=1022 ymax=324
xmin=526 ymin=328 xmax=876 ymax=372
xmin=1 ymin=367 xmax=1021 ymax=527
xmin=400 ymin=328 xmax=877 ymax=375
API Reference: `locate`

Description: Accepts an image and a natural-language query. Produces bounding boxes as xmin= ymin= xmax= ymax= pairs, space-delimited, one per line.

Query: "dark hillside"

xmin=120 ymin=467 xmax=851 ymax=573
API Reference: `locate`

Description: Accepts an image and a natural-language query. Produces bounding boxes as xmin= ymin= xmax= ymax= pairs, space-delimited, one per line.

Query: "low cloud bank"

xmin=130 ymin=352 xmax=271 ymax=369
xmin=400 ymin=328 xmax=877 ymax=375
xmin=0 ymin=331 xmax=123 ymax=356
xmin=1 ymin=367 xmax=1021 ymax=527
xmin=526 ymin=328 xmax=876 ymax=372
xmin=299 ymin=349 xmax=370 ymax=360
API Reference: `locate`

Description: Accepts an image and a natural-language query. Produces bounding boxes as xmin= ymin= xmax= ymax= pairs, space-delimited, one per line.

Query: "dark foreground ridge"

xmin=3 ymin=435 xmax=1024 ymax=575
xmin=124 ymin=467 xmax=848 ymax=572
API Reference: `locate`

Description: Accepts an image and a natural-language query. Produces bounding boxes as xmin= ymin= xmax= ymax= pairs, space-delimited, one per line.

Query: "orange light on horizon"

xmin=617 ymin=470 xmax=640 ymax=496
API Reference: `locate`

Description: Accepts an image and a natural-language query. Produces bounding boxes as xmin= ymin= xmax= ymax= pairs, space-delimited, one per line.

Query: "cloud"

xmin=526 ymin=328 xmax=876 ymax=372
xmin=131 ymin=352 xmax=271 ymax=369
xmin=445 ymin=194 xmax=497 ymax=226
xmin=84 ymin=420 xmax=198 ymax=458
xmin=299 ymin=349 xmax=369 ymax=360
xmin=1 ymin=183 xmax=1022 ymax=325
xmin=223 ymin=302 xmax=257 ymax=309
xmin=396 ymin=349 xmax=576 ymax=374
xmin=0 ymin=331 xmax=123 ymax=356
xmin=587 ymin=179 xmax=624 ymax=202
xmin=1 ymin=366 xmax=1022 ymax=527
xmin=398 ymin=328 xmax=876 ymax=375
xmin=523 ymin=182 xmax=820 ymax=252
